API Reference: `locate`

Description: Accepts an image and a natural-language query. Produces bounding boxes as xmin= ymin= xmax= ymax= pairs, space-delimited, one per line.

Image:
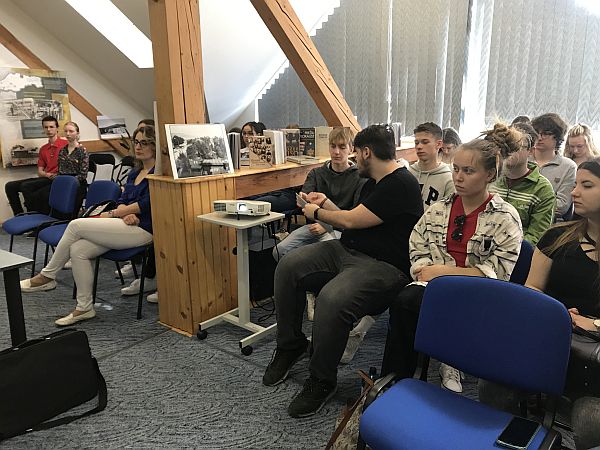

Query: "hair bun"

xmin=482 ymin=123 xmax=524 ymax=158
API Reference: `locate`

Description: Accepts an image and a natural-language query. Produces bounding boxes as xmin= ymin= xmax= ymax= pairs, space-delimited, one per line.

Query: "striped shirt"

xmin=489 ymin=163 xmax=555 ymax=245
xmin=409 ymin=193 xmax=523 ymax=281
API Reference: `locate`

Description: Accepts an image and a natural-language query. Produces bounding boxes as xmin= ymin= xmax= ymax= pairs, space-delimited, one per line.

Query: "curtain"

xmin=389 ymin=0 xmax=470 ymax=133
xmin=258 ymin=0 xmax=390 ymax=129
xmin=472 ymin=0 xmax=600 ymax=128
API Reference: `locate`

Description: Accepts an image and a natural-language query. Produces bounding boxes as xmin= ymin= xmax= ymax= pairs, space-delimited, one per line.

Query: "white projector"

xmin=213 ymin=200 xmax=271 ymax=216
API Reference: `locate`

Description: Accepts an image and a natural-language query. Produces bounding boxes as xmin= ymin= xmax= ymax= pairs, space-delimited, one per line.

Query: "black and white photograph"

xmin=165 ymin=123 xmax=234 ymax=179
xmin=97 ymin=115 xmax=128 ymax=139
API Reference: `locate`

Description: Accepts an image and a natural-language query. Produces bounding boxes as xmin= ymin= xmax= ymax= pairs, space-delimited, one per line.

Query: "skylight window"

xmin=64 ymin=0 xmax=153 ymax=68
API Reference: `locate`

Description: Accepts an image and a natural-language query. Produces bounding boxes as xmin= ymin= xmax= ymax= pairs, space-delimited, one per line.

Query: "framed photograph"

xmin=165 ymin=123 xmax=234 ymax=179
xmin=97 ymin=116 xmax=127 ymax=139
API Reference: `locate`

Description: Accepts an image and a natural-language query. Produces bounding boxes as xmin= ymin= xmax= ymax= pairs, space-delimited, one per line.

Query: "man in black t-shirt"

xmin=262 ymin=124 xmax=424 ymax=418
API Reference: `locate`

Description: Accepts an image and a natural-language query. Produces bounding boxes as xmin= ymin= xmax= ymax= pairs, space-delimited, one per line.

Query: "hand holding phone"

xmin=296 ymin=193 xmax=307 ymax=208
xmin=496 ymin=416 xmax=540 ymax=449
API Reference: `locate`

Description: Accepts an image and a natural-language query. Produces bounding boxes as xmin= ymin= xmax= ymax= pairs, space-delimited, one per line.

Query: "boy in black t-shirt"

xmin=263 ymin=124 xmax=423 ymax=418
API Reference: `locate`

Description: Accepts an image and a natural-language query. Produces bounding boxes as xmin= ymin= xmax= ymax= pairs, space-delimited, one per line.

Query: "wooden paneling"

xmin=233 ymin=162 xmax=323 ymax=197
xmin=149 ymin=175 xmax=237 ymax=335
xmin=250 ymin=0 xmax=360 ymax=133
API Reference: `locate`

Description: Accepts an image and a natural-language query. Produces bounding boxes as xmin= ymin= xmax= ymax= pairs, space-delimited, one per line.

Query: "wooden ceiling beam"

xmin=250 ymin=0 xmax=360 ymax=133
xmin=148 ymin=0 xmax=207 ymax=177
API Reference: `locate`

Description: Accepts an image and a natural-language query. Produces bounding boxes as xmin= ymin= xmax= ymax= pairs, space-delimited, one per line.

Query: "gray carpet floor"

xmin=0 ymin=231 xmax=574 ymax=449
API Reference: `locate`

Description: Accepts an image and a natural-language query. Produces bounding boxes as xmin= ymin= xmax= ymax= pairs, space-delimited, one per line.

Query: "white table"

xmin=196 ymin=211 xmax=284 ymax=355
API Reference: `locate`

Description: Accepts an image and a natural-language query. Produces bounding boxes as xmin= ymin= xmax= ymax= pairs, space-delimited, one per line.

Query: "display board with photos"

xmin=0 ymin=68 xmax=71 ymax=167
xmin=165 ymin=123 xmax=234 ymax=179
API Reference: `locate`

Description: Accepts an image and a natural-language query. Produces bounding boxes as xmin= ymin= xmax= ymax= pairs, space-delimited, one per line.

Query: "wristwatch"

xmin=313 ymin=207 xmax=320 ymax=221
xmin=594 ymin=319 xmax=600 ymax=331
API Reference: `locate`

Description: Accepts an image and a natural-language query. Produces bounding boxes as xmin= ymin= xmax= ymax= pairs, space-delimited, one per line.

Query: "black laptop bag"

xmin=0 ymin=329 xmax=107 ymax=441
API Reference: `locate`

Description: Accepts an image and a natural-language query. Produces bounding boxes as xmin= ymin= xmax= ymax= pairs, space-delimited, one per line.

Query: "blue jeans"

xmin=273 ymin=240 xmax=408 ymax=385
xmin=272 ymin=225 xmax=341 ymax=261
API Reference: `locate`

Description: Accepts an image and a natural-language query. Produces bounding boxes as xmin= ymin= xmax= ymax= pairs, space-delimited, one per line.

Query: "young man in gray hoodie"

xmin=408 ymin=122 xmax=455 ymax=208
xmin=273 ymin=127 xmax=365 ymax=261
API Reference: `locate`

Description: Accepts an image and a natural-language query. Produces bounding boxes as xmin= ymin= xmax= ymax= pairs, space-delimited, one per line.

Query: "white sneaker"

xmin=306 ymin=292 xmax=315 ymax=321
xmin=63 ymin=259 xmax=72 ymax=269
xmin=121 ymin=277 xmax=157 ymax=296
xmin=439 ymin=363 xmax=463 ymax=393
xmin=147 ymin=292 xmax=158 ymax=303
xmin=114 ymin=263 xmax=134 ymax=278
xmin=340 ymin=331 xmax=366 ymax=364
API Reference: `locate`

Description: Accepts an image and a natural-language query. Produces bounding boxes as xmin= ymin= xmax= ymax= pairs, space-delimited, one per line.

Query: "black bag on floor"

xmin=0 ymin=329 xmax=107 ymax=441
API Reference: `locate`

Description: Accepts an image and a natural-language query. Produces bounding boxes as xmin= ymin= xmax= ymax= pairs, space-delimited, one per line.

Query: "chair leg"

xmin=72 ymin=284 xmax=77 ymax=300
xmin=356 ymin=434 xmax=367 ymax=450
xmin=115 ymin=262 xmax=125 ymax=285
xmin=44 ymin=244 xmax=50 ymax=266
xmin=137 ymin=253 xmax=147 ymax=320
xmin=9 ymin=235 xmax=14 ymax=252
xmin=92 ymin=258 xmax=100 ymax=304
xmin=132 ymin=261 xmax=138 ymax=279
xmin=31 ymin=233 xmax=39 ymax=277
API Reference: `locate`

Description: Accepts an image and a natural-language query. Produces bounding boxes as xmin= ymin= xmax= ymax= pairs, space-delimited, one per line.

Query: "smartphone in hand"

xmin=296 ymin=193 xmax=307 ymax=208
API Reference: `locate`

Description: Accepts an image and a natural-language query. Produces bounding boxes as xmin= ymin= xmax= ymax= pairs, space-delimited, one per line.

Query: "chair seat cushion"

xmin=360 ymin=378 xmax=547 ymax=450
xmin=102 ymin=246 xmax=147 ymax=261
xmin=38 ymin=223 xmax=69 ymax=247
xmin=2 ymin=214 xmax=55 ymax=235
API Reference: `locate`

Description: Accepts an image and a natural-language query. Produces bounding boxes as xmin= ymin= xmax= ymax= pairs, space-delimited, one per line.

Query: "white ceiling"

xmin=6 ymin=0 xmax=338 ymax=128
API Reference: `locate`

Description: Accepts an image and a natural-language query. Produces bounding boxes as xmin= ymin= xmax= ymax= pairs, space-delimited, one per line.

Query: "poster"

xmin=0 ymin=68 xmax=71 ymax=167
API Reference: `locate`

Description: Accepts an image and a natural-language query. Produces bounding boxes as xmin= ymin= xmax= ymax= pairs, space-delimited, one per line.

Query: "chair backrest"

xmin=113 ymin=156 xmax=135 ymax=186
xmin=48 ymin=175 xmax=80 ymax=216
xmin=415 ymin=276 xmax=572 ymax=396
xmin=509 ymin=240 xmax=534 ymax=285
xmin=89 ymin=153 xmax=116 ymax=166
xmin=84 ymin=180 xmax=121 ymax=208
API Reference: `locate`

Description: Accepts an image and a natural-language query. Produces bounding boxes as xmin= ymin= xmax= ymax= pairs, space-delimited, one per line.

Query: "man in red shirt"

xmin=5 ymin=116 xmax=68 ymax=215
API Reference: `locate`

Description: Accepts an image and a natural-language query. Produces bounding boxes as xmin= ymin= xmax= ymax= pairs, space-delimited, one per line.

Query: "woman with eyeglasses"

xmin=380 ymin=123 xmax=523 ymax=393
xmin=479 ymin=157 xmax=600 ymax=449
xmin=565 ymin=123 xmax=600 ymax=167
xmin=20 ymin=125 xmax=156 ymax=326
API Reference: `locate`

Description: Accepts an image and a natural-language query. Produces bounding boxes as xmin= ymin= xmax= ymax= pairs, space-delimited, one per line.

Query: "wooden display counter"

xmin=148 ymin=160 xmax=325 ymax=335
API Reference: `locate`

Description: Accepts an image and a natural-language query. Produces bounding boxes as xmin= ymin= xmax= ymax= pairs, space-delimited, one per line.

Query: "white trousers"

xmin=41 ymin=218 xmax=153 ymax=311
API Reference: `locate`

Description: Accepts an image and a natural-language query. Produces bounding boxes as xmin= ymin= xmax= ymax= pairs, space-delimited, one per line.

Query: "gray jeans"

xmin=478 ymin=380 xmax=600 ymax=449
xmin=274 ymin=240 xmax=408 ymax=385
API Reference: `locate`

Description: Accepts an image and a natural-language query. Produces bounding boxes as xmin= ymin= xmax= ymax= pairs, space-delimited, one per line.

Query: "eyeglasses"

xmin=451 ymin=214 xmax=466 ymax=242
xmin=133 ymin=139 xmax=154 ymax=147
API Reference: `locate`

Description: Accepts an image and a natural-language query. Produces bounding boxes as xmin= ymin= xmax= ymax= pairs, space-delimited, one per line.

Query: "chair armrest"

xmin=363 ymin=373 xmax=399 ymax=411
xmin=539 ymin=428 xmax=561 ymax=450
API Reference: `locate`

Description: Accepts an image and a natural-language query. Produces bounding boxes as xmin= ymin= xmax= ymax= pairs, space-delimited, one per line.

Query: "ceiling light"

xmin=64 ymin=0 xmax=153 ymax=68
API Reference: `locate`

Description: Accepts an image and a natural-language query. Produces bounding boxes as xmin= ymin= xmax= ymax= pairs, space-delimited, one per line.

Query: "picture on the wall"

xmin=165 ymin=123 xmax=234 ymax=179
xmin=0 ymin=68 xmax=71 ymax=167
xmin=97 ymin=116 xmax=127 ymax=139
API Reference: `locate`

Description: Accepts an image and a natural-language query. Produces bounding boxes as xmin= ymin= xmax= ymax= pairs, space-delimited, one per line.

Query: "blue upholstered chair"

xmin=38 ymin=180 xmax=122 ymax=266
xmin=509 ymin=240 xmax=535 ymax=285
xmin=359 ymin=276 xmax=571 ymax=450
xmin=2 ymin=175 xmax=80 ymax=274
xmin=92 ymin=245 xmax=153 ymax=319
